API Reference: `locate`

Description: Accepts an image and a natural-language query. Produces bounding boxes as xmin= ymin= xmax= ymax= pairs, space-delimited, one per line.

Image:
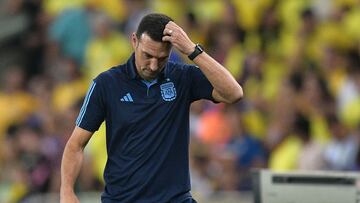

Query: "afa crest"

xmin=160 ymin=82 xmax=176 ymax=101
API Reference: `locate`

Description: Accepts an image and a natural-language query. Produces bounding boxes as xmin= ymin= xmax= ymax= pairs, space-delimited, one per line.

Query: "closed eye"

xmin=144 ymin=52 xmax=153 ymax=59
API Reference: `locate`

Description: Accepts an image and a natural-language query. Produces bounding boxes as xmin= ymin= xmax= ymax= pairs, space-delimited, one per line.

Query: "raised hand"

xmin=162 ymin=21 xmax=196 ymax=56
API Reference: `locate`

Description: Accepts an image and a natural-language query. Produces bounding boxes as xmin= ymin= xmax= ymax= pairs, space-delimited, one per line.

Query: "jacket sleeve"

xmin=75 ymin=78 xmax=106 ymax=132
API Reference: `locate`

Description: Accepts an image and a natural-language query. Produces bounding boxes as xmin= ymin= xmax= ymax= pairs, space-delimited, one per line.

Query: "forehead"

xmin=138 ymin=33 xmax=171 ymax=57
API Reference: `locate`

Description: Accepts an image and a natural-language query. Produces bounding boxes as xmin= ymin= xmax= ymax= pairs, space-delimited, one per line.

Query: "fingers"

xmin=162 ymin=23 xmax=176 ymax=42
xmin=162 ymin=21 xmax=195 ymax=55
xmin=163 ymin=28 xmax=173 ymax=36
xmin=162 ymin=27 xmax=173 ymax=42
xmin=163 ymin=21 xmax=178 ymax=36
xmin=164 ymin=21 xmax=176 ymax=30
xmin=162 ymin=35 xmax=171 ymax=42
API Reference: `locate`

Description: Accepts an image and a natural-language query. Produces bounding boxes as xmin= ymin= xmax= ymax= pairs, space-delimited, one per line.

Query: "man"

xmin=60 ymin=13 xmax=243 ymax=203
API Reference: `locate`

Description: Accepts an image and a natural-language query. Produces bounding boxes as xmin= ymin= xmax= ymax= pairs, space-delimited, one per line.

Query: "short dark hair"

xmin=136 ymin=13 xmax=173 ymax=42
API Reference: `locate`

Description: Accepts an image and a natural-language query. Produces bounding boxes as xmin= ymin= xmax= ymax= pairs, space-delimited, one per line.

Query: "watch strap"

xmin=188 ymin=44 xmax=203 ymax=60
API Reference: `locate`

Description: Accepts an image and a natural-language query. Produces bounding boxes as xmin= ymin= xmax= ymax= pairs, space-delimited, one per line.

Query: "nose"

xmin=149 ymin=59 xmax=159 ymax=72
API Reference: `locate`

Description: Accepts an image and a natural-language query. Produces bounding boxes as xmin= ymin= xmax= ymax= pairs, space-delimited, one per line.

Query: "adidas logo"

xmin=120 ymin=93 xmax=133 ymax=102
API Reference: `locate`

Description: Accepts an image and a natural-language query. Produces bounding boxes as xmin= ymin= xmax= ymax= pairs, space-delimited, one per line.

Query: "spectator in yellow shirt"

xmin=84 ymin=12 xmax=131 ymax=80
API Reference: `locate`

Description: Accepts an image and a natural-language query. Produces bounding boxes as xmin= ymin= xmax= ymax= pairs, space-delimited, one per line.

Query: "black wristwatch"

xmin=188 ymin=44 xmax=204 ymax=60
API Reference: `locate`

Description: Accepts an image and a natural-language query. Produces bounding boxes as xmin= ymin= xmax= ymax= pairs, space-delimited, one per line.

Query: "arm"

xmin=60 ymin=126 xmax=93 ymax=203
xmin=192 ymin=52 xmax=243 ymax=103
xmin=162 ymin=21 xmax=243 ymax=103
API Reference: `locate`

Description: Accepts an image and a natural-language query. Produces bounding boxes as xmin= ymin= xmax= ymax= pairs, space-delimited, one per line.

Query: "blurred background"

xmin=0 ymin=0 xmax=360 ymax=202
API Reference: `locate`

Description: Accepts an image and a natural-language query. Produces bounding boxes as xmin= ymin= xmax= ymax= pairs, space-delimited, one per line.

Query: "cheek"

xmin=136 ymin=55 xmax=148 ymax=66
xmin=141 ymin=60 xmax=150 ymax=67
xmin=140 ymin=61 xmax=151 ymax=70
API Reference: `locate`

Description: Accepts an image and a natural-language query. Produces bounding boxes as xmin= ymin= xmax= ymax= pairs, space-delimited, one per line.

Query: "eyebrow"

xmin=143 ymin=51 xmax=169 ymax=60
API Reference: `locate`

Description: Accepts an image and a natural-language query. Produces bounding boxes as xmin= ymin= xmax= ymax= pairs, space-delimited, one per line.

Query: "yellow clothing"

xmin=278 ymin=30 xmax=298 ymax=59
xmin=52 ymin=78 xmax=88 ymax=113
xmin=87 ymin=0 xmax=127 ymax=23
xmin=239 ymin=59 xmax=286 ymax=140
xmin=84 ymin=32 xmax=131 ymax=80
xmin=276 ymin=0 xmax=310 ymax=58
xmin=9 ymin=182 xmax=28 ymax=203
xmin=43 ymin=0 xmax=86 ymax=17
xmin=334 ymin=0 xmax=358 ymax=7
xmin=341 ymin=97 xmax=360 ymax=129
xmin=224 ymin=43 xmax=244 ymax=79
xmin=310 ymin=114 xmax=331 ymax=144
xmin=81 ymin=32 xmax=131 ymax=183
xmin=193 ymin=0 xmax=226 ymax=23
xmin=277 ymin=0 xmax=310 ymax=32
xmin=151 ymin=0 xmax=186 ymax=22
xmin=278 ymin=23 xmax=321 ymax=61
xmin=343 ymin=7 xmax=360 ymax=42
xmin=242 ymin=60 xmax=286 ymax=103
xmin=315 ymin=21 xmax=352 ymax=52
xmin=232 ymin=0 xmax=273 ymax=31
xmin=0 ymin=92 xmax=36 ymax=135
xmin=269 ymin=135 xmax=303 ymax=171
xmin=242 ymin=109 xmax=266 ymax=140
xmin=86 ymin=123 xmax=107 ymax=183
xmin=325 ymin=66 xmax=347 ymax=98
xmin=243 ymin=31 xmax=262 ymax=53
xmin=262 ymin=59 xmax=287 ymax=102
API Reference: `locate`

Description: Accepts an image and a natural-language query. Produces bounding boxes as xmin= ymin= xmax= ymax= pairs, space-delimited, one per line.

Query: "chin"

xmin=145 ymin=73 xmax=157 ymax=80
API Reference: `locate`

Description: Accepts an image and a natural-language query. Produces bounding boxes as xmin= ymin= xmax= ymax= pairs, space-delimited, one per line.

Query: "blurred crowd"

xmin=0 ymin=0 xmax=360 ymax=202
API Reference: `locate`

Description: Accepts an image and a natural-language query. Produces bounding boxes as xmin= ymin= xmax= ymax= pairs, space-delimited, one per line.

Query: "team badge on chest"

xmin=160 ymin=82 xmax=176 ymax=101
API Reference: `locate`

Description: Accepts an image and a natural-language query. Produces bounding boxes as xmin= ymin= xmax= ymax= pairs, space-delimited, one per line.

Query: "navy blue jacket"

xmin=76 ymin=54 xmax=214 ymax=203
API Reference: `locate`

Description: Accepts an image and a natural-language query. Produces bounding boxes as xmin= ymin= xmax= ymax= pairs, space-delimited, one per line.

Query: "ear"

xmin=131 ymin=33 xmax=138 ymax=49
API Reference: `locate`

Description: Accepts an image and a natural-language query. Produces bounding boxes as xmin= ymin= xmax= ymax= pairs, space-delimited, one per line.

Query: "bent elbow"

xmin=227 ymin=87 xmax=244 ymax=104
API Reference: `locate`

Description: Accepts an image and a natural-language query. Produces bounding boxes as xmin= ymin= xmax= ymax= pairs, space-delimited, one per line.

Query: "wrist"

xmin=185 ymin=43 xmax=196 ymax=56
xmin=188 ymin=43 xmax=204 ymax=60
xmin=60 ymin=186 xmax=75 ymax=195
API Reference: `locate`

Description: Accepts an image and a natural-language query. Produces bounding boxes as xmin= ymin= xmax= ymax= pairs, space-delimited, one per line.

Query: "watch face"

xmin=196 ymin=44 xmax=204 ymax=52
xmin=188 ymin=43 xmax=204 ymax=60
